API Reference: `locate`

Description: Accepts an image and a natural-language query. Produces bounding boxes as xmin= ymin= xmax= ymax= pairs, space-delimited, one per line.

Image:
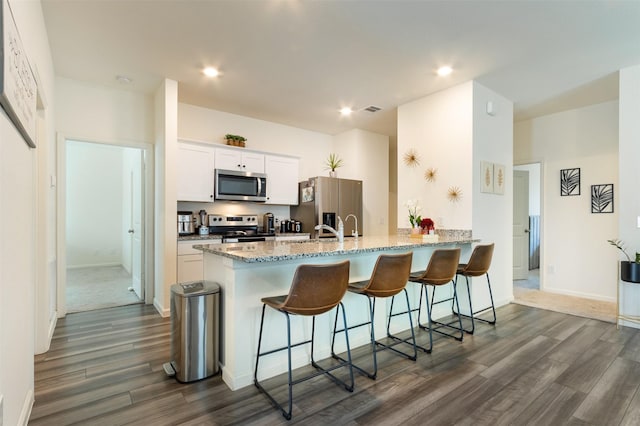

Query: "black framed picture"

xmin=560 ymin=168 xmax=580 ymax=196
xmin=591 ymin=184 xmax=614 ymax=213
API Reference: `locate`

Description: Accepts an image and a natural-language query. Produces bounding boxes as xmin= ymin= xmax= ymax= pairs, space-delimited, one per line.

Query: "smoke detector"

xmin=116 ymin=75 xmax=133 ymax=84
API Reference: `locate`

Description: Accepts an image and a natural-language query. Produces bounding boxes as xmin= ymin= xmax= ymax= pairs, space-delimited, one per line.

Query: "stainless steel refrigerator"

xmin=291 ymin=177 xmax=363 ymax=238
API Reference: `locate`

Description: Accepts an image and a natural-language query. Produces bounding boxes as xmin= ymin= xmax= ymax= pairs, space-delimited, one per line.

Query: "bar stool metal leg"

xmin=453 ymin=273 xmax=497 ymax=334
xmin=425 ymin=279 xmax=464 ymax=342
xmin=332 ymin=288 xmax=417 ymax=380
xmin=384 ymin=288 xmax=419 ymax=359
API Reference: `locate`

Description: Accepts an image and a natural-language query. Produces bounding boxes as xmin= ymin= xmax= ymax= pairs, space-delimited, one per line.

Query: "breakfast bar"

xmin=195 ymin=234 xmax=476 ymax=390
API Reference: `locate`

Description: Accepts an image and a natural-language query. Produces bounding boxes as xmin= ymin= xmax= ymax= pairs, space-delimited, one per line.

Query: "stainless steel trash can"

xmin=170 ymin=280 xmax=220 ymax=382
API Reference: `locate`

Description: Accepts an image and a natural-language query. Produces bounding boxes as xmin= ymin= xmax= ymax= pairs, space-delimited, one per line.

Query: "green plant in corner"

xmin=325 ymin=153 xmax=343 ymax=171
xmin=608 ymin=239 xmax=639 ymax=263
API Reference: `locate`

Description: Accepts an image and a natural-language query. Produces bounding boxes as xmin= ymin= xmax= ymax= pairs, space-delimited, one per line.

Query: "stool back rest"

xmin=364 ymin=252 xmax=413 ymax=298
xmin=461 ymin=243 xmax=494 ymax=276
xmin=282 ymin=260 xmax=351 ymax=316
xmin=420 ymin=248 xmax=461 ymax=285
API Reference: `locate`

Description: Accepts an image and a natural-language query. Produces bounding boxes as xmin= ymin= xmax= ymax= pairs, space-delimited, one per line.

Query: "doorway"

xmin=513 ymin=163 xmax=541 ymax=291
xmin=64 ymin=140 xmax=145 ymax=312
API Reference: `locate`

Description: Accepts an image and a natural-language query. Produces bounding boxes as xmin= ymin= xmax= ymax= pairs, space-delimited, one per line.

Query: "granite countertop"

xmin=193 ymin=234 xmax=478 ymax=263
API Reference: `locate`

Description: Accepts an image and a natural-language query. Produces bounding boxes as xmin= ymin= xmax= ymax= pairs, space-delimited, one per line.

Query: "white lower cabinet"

xmin=177 ymin=239 xmax=221 ymax=282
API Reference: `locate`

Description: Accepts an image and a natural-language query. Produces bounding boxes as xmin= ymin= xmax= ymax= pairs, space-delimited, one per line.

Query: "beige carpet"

xmin=513 ymin=286 xmax=616 ymax=323
xmin=66 ymin=265 xmax=142 ymax=313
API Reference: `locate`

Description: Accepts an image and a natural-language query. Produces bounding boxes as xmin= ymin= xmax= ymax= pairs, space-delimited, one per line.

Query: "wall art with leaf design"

xmin=591 ymin=184 xmax=614 ymax=213
xmin=480 ymin=161 xmax=493 ymax=193
xmin=560 ymin=168 xmax=580 ymax=196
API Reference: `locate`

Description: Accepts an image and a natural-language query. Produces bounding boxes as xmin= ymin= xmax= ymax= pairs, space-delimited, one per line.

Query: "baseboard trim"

xmin=540 ymin=287 xmax=615 ymax=303
xmin=47 ymin=314 xmax=58 ymax=347
xmin=153 ymin=298 xmax=169 ymax=318
xmin=66 ymin=262 xmax=122 ymax=270
xmin=18 ymin=388 xmax=34 ymax=426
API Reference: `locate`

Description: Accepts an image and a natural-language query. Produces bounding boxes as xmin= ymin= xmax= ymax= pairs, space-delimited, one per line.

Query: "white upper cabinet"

xmin=177 ymin=142 xmax=215 ymax=202
xmin=265 ymin=155 xmax=299 ymax=205
xmin=215 ymin=147 xmax=265 ymax=173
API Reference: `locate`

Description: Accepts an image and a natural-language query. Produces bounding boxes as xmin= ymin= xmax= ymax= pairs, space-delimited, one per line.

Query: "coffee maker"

xmin=263 ymin=213 xmax=275 ymax=234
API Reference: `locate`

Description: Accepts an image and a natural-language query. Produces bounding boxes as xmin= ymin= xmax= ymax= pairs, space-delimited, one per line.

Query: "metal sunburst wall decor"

xmin=424 ymin=167 xmax=437 ymax=182
xmin=448 ymin=186 xmax=462 ymax=202
xmin=403 ymin=149 xmax=420 ymax=168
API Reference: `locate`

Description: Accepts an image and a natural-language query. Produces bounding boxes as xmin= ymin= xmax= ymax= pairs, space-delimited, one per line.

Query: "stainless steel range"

xmin=207 ymin=214 xmax=276 ymax=243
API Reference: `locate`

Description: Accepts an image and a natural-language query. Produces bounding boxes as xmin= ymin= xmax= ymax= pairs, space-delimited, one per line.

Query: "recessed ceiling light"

xmin=437 ymin=66 xmax=453 ymax=76
xmin=203 ymin=67 xmax=219 ymax=77
xmin=340 ymin=107 xmax=353 ymax=116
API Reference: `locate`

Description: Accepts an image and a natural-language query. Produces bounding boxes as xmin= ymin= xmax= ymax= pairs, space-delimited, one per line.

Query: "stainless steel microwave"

xmin=214 ymin=169 xmax=267 ymax=202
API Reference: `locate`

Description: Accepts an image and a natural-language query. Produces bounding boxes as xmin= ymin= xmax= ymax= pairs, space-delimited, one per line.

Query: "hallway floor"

xmin=66 ymin=265 xmax=142 ymax=313
xmin=513 ymin=269 xmax=616 ymax=323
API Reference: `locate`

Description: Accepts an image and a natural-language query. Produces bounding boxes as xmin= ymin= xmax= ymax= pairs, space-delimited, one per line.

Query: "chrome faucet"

xmin=345 ymin=214 xmax=358 ymax=240
xmin=314 ymin=216 xmax=344 ymax=242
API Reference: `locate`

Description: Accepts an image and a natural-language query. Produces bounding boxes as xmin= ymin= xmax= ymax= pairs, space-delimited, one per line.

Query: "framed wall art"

xmin=560 ymin=168 xmax=580 ymax=196
xmin=591 ymin=184 xmax=613 ymax=213
xmin=1 ymin=0 xmax=37 ymax=148
xmin=480 ymin=161 xmax=494 ymax=193
xmin=493 ymin=163 xmax=505 ymax=195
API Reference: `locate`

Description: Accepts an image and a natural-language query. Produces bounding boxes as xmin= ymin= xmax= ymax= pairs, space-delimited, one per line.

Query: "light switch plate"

xmin=637 ymin=215 xmax=640 ymax=228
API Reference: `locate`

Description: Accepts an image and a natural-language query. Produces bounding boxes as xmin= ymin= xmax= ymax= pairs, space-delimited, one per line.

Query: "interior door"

xmin=513 ymin=170 xmax=529 ymax=280
xmin=131 ymin=152 xmax=144 ymax=299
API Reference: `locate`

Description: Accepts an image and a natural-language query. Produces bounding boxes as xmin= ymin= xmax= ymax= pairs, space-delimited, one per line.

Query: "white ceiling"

xmin=40 ymin=0 xmax=640 ymax=137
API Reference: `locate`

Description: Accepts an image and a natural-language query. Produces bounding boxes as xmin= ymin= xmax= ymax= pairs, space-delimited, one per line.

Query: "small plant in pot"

xmin=608 ymin=239 xmax=640 ymax=283
xmin=224 ymin=134 xmax=247 ymax=147
xmin=325 ymin=153 xmax=343 ymax=177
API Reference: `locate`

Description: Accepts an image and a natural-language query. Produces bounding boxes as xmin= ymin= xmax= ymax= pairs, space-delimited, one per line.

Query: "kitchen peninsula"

xmin=195 ymin=233 xmax=477 ymax=390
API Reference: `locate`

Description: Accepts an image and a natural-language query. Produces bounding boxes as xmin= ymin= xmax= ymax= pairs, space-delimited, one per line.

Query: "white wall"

xmin=56 ymin=77 xmax=154 ymax=143
xmin=332 ymin=129 xmax=389 ymax=236
xmin=65 ymin=141 xmax=124 ymax=268
xmin=514 ymin=101 xmax=619 ymax=301
xmin=397 ymin=82 xmax=474 ymax=230
xmin=154 ymin=80 xmax=178 ymax=316
xmin=471 ymin=81 xmax=514 ymax=310
xmin=0 ymin=0 xmax=56 ymax=424
xmin=619 ymin=65 xmax=640 ymax=327
xmin=397 ymin=81 xmax=514 ymax=313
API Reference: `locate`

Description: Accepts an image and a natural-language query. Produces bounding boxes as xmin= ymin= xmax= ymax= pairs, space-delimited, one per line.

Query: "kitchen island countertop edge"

xmin=193 ymin=235 xmax=478 ymax=263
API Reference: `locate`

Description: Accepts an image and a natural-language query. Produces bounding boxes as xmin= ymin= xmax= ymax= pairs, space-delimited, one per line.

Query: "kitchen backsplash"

xmin=177 ymin=201 xmax=291 ymax=229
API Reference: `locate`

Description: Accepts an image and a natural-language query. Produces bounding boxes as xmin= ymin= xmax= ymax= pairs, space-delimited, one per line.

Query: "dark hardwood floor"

xmin=30 ymin=303 xmax=640 ymax=425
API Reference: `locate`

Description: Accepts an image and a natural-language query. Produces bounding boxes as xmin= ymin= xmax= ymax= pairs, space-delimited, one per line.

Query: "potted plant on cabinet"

xmin=224 ymin=134 xmax=247 ymax=147
xmin=325 ymin=153 xmax=343 ymax=177
xmin=608 ymin=239 xmax=640 ymax=283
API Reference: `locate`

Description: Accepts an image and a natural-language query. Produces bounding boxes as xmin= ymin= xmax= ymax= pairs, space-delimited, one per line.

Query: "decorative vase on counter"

xmin=410 ymin=226 xmax=421 ymax=235
xmin=621 ymin=261 xmax=640 ymax=283
xmin=329 ymin=170 xmax=337 ymax=178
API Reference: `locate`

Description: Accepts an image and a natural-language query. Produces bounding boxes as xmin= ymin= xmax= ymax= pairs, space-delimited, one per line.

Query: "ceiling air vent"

xmin=363 ymin=105 xmax=382 ymax=113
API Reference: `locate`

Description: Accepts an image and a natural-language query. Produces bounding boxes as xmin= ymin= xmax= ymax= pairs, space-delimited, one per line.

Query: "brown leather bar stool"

xmin=454 ymin=243 xmax=496 ymax=334
xmin=253 ymin=260 xmax=353 ymax=421
xmin=331 ymin=252 xmax=415 ymax=380
xmin=408 ymin=248 xmax=462 ymax=353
